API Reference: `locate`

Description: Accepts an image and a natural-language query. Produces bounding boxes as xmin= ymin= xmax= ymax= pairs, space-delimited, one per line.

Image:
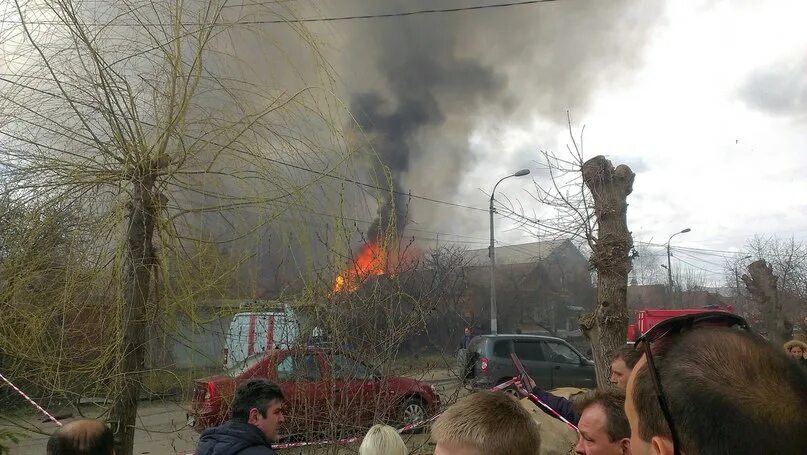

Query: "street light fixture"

xmin=666 ymin=228 xmax=691 ymax=308
xmin=489 ymin=168 xmax=530 ymax=335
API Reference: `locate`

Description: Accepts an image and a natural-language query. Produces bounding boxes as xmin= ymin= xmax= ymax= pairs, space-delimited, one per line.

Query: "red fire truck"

xmin=626 ymin=305 xmax=735 ymax=342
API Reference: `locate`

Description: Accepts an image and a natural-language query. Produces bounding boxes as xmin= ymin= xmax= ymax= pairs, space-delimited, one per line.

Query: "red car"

xmin=189 ymin=346 xmax=440 ymax=437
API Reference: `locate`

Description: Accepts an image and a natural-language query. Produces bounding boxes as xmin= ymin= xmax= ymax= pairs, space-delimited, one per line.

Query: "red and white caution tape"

xmin=179 ymin=377 xmax=548 ymax=453
xmin=267 ymin=377 xmax=519 ymax=450
xmin=523 ymin=390 xmax=579 ymax=432
xmin=0 ymin=371 xmax=63 ymax=426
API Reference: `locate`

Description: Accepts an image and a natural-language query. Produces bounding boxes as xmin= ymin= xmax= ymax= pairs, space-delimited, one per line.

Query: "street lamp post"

xmin=666 ymin=228 xmax=691 ymax=308
xmin=489 ymin=168 xmax=530 ymax=335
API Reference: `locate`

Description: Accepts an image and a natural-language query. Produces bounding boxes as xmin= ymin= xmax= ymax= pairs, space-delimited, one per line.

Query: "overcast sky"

xmin=500 ymin=0 xmax=807 ymax=280
xmin=329 ymin=0 xmax=807 ymax=282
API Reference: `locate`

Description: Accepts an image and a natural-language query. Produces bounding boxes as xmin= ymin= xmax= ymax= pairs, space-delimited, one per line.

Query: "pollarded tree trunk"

xmin=109 ymin=176 xmax=158 ymax=455
xmin=579 ymin=156 xmax=634 ymax=389
xmin=742 ymin=259 xmax=786 ymax=346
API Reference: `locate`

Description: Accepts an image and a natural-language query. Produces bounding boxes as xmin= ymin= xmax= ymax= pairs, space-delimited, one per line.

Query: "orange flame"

xmin=333 ymin=242 xmax=387 ymax=293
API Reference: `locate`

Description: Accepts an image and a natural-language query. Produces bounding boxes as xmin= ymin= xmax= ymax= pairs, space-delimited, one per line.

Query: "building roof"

xmin=465 ymin=239 xmax=571 ymax=266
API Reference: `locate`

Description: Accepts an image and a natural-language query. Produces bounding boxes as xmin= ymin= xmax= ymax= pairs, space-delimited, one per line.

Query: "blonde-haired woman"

xmin=359 ymin=424 xmax=408 ymax=455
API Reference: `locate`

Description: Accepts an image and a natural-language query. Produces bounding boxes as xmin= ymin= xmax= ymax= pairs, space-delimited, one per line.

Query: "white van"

xmin=223 ymin=306 xmax=301 ymax=370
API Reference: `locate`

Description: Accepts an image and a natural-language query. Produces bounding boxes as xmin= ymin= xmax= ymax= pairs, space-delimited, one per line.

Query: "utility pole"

xmin=665 ymin=228 xmax=691 ymax=308
xmin=489 ymin=169 xmax=530 ymax=335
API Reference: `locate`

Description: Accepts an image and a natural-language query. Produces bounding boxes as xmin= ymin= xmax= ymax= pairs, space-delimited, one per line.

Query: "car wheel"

xmin=398 ymin=398 xmax=427 ymax=432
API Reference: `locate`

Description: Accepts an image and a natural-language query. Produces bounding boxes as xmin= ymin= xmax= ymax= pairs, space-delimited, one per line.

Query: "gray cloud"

xmin=740 ymin=58 xmax=807 ymax=118
xmin=326 ymin=0 xmax=666 ymax=230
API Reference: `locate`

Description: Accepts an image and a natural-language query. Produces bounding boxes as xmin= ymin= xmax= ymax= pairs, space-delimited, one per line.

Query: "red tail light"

xmin=480 ymin=357 xmax=489 ymax=374
xmin=205 ymin=381 xmax=217 ymax=402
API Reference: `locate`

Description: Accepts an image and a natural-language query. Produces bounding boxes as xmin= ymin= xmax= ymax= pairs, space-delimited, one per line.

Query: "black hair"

xmin=611 ymin=344 xmax=641 ymax=369
xmin=575 ymin=389 xmax=629 ymax=442
xmin=230 ymin=378 xmax=284 ymax=420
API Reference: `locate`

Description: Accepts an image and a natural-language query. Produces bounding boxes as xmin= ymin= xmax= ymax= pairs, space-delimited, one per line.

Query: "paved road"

xmin=4 ymin=400 xmax=198 ymax=455
xmin=3 ymin=370 xmax=464 ymax=454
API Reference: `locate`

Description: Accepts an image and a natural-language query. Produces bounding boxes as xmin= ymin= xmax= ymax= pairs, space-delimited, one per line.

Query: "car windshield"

xmin=326 ymin=352 xmax=370 ymax=379
xmin=225 ymin=353 xmax=265 ymax=377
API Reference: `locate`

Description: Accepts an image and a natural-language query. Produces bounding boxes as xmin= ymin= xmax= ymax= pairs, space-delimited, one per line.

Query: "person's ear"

xmin=247 ymin=407 xmax=259 ymax=424
xmin=619 ymin=437 xmax=630 ymax=454
xmin=650 ymin=436 xmax=675 ymax=455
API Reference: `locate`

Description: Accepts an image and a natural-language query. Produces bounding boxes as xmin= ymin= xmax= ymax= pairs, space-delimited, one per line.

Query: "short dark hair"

xmin=46 ymin=420 xmax=114 ymax=455
xmin=631 ymin=327 xmax=807 ymax=454
xmin=230 ymin=379 xmax=284 ymax=420
xmin=575 ymin=389 xmax=629 ymax=442
xmin=611 ymin=344 xmax=641 ymax=369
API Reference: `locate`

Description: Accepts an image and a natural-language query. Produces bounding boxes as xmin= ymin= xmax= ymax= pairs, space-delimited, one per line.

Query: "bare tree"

xmin=516 ymin=118 xmax=634 ymax=388
xmin=676 ymin=268 xmax=708 ymax=293
xmin=724 ymin=254 xmax=753 ymax=317
xmin=0 ymin=1 xmax=362 ymax=453
xmin=579 ymin=156 xmax=634 ymax=388
xmin=630 ymin=243 xmax=665 ymax=285
xmin=746 ymin=235 xmax=807 ymax=317
xmin=743 ymin=259 xmax=787 ymax=345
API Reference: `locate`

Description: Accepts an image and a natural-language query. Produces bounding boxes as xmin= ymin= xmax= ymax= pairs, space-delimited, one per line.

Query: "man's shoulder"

xmin=197 ymin=420 xmax=273 ymax=455
xmin=236 ymin=446 xmax=276 ymax=455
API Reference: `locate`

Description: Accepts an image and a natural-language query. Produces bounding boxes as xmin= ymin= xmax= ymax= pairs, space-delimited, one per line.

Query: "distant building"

xmin=626 ymin=284 xmax=733 ymax=312
xmin=459 ymin=239 xmax=594 ymax=335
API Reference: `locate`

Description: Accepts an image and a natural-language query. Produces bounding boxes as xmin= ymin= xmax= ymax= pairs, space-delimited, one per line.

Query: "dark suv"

xmin=463 ymin=334 xmax=595 ymax=390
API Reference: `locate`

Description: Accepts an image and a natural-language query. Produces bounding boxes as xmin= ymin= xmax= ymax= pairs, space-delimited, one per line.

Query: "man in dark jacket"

xmin=196 ymin=379 xmax=285 ymax=455
xmin=526 ymin=344 xmax=640 ymax=426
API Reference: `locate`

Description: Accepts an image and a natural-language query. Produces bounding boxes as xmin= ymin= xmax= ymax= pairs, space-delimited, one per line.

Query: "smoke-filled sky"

xmin=4 ymin=0 xmax=803 ymax=287
xmin=297 ymin=0 xmax=807 ymax=282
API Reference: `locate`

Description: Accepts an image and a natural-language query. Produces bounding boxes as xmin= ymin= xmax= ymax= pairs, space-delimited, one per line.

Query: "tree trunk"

xmin=579 ymin=156 xmax=634 ymax=389
xmin=110 ymin=177 xmax=157 ymax=455
xmin=742 ymin=259 xmax=786 ymax=346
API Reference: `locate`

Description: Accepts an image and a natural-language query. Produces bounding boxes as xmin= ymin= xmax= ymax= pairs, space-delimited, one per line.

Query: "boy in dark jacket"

xmin=196 ymin=379 xmax=285 ymax=455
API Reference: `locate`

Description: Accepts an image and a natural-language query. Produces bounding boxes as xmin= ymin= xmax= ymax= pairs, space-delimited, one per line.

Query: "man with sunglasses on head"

xmin=626 ymin=312 xmax=807 ymax=455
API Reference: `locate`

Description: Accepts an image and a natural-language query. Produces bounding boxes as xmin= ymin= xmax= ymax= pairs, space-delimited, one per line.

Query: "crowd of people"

xmin=44 ymin=311 xmax=807 ymax=455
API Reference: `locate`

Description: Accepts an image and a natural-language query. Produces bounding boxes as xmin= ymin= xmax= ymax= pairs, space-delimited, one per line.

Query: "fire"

xmin=333 ymin=241 xmax=387 ymax=293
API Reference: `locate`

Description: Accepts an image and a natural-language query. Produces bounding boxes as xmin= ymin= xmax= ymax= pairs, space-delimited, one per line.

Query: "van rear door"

xmin=225 ymin=314 xmax=253 ymax=369
xmin=254 ymin=312 xmax=282 ymax=354
xmin=226 ymin=309 xmax=300 ymax=370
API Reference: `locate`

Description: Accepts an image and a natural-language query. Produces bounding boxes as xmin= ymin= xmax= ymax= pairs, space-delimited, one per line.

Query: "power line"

xmin=192 ymin=197 xmax=496 ymax=247
xmin=251 ymin=155 xmax=489 ymax=213
xmin=673 ymin=256 xmax=724 ymax=276
xmin=0 ymin=76 xmax=490 ymax=215
xmin=0 ymin=0 xmax=561 ymax=26
xmin=635 ymin=240 xmax=750 ymax=257
xmin=673 ymin=249 xmax=729 ymax=270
